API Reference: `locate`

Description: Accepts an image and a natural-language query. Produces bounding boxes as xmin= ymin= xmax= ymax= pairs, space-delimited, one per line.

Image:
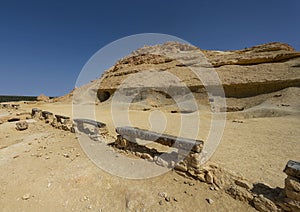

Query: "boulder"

xmin=284 ymin=160 xmax=300 ymax=179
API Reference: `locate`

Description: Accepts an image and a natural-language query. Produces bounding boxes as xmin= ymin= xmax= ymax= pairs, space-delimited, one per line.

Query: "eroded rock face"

xmin=64 ymin=42 xmax=300 ymax=103
xmin=37 ymin=94 xmax=50 ymax=102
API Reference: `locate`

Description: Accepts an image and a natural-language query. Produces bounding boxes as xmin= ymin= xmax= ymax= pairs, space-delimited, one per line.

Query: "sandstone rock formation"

xmin=61 ymin=42 xmax=300 ymax=106
xmin=37 ymin=94 xmax=50 ymax=102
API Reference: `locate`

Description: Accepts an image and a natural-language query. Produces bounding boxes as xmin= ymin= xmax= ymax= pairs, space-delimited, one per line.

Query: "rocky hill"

xmin=58 ymin=42 xmax=300 ymax=109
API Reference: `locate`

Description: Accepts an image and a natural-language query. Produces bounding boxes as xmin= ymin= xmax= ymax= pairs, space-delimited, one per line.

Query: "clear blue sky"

xmin=0 ymin=0 xmax=299 ymax=96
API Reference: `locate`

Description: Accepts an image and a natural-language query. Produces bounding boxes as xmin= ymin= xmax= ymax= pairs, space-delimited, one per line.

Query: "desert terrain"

xmin=0 ymin=42 xmax=299 ymax=211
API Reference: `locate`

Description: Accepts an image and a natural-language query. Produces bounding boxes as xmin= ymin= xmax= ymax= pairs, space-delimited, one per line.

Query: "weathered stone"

xmin=135 ymin=152 xmax=142 ymax=157
xmin=22 ymin=193 xmax=31 ymax=200
xmin=156 ymin=157 xmax=168 ymax=167
xmin=282 ymin=198 xmax=300 ymax=212
xmin=284 ymin=160 xmax=300 ymax=179
xmin=141 ymin=153 xmax=152 ymax=160
xmin=285 ymin=176 xmax=300 ymax=192
xmin=235 ymin=179 xmax=253 ymax=190
xmin=206 ymin=198 xmax=214 ymax=204
xmin=41 ymin=111 xmax=53 ymax=120
xmin=205 ymin=171 xmax=214 ymax=184
xmin=196 ymin=173 xmax=206 ymax=182
xmin=226 ymin=186 xmax=253 ymax=202
xmin=55 ymin=114 xmax=70 ymax=123
xmin=11 ymin=104 xmax=19 ymax=109
xmin=174 ymin=162 xmax=187 ymax=172
xmin=114 ymin=135 xmax=128 ymax=149
xmin=286 ymin=189 xmax=300 ymax=201
xmin=116 ymin=126 xmax=203 ymax=152
xmin=16 ymin=121 xmax=28 ymax=131
xmin=74 ymin=118 xmax=106 ymax=128
xmin=252 ymin=195 xmax=279 ymax=212
xmin=31 ymin=108 xmax=42 ymax=118
xmin=62 ymin=119 xmax=74 ymax=132
xmin=158 ymin=192 xmax=168 ymax=198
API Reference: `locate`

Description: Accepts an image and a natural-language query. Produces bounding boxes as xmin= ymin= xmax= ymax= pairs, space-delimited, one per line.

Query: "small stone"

xmin=232 ymin=119 xmax=244 ymax=123
xmin=135 ymin=152 xmax=142 ymax=157
xmin=22 ymin=193 xmax=31 ymax=200
xmin=156 ymin=157 xmax=168 ymax=167
xmin=196 ymin=173 xmax=206 ymax=182
xmin=206 ymin=198 xmax=214 ymax=204
xmin=174 ymin=162 xmax=187 ymax=172
xmin=173 ymin=178 xmax=178 ymax=182
xmin=165 ymin=197 xmax=170 ymax=202
xmin=158 ymin=192 xmax=168 ymax=198
xmin=189 ymin=182 xmax=195 ymax=186
xmin=141 ymin=153 xmax=152 ymax=160
xmin=173 ymin=197 xmax=178 ymax=202
xmin=205 ymin=171 xmax=214 ymax=184
xmin=63 ymin=153 xmax=69 ymax=158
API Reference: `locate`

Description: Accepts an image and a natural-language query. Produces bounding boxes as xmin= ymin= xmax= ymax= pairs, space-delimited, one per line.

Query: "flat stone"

xmin=116 ymin=126 xmax=203 ymax=152
xmin=74 ymin=119 xmax=106 ymax=128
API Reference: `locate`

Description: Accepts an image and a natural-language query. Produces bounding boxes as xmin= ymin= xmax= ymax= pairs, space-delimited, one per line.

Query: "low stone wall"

xmin=113 ymin=127 xmax=300 ymax=212
xmin=0 ymin=103 xmax=20 ymax=110
xmin=31 ymin=108 xmax=110 ymax=142
xmin=277 ymin=160 xmax=300 ymax=211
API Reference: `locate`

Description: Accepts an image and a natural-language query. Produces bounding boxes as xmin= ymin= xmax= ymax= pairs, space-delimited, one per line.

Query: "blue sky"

xmin=0 ymin=0 xmax=299 ymax=96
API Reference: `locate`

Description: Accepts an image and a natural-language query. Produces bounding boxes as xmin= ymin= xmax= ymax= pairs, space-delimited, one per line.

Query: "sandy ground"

xmin=0 ymin=110 xmax=254 ymax=211
xmin=0 ymin=88 xmax=299 ymax=211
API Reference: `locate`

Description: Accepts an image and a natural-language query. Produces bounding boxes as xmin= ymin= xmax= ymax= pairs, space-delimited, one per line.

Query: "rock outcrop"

xmin=37 ymin=94 xmax=50 ymax=102
xmin=63 ymin=42 xmax=300 ymax=105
